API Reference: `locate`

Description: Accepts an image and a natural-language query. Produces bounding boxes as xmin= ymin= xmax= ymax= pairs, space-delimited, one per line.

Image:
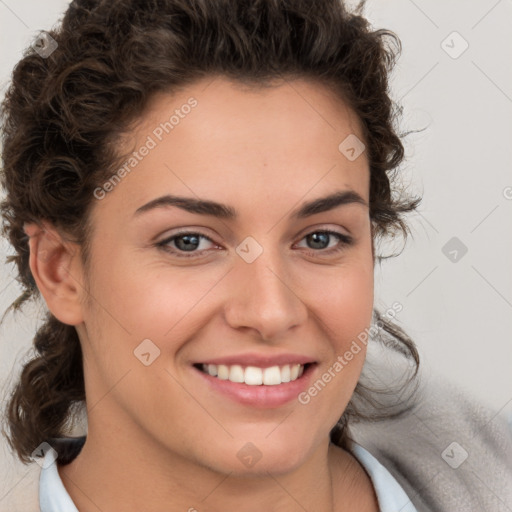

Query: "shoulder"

xmin=349 ymin=371 xmax=512 ymax=512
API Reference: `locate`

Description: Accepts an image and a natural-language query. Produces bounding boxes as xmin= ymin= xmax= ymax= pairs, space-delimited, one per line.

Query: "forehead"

xmin=97 ymin=76 xmax=370 ymax=221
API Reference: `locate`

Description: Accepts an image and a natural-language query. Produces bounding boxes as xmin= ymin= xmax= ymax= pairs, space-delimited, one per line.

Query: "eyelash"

xmin=155 ymin=229 xmax=353 ymax=259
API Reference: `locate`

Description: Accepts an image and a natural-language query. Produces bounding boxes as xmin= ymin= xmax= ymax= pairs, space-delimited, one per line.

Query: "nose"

xmin=223 ymin=246 xmax=308 ymax=341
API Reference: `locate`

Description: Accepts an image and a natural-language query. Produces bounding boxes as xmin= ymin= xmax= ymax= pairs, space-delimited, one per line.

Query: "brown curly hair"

xmin=1 ymin=0 xmax=422 ymax=465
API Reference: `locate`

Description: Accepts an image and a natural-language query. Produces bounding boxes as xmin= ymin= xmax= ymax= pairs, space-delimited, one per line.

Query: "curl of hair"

xmin=1 ymin=0 xmax=422 ymax=464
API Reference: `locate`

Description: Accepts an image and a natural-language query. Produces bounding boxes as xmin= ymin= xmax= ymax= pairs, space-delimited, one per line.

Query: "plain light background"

xmin=0 ymin=0 xmax=511 ymax=500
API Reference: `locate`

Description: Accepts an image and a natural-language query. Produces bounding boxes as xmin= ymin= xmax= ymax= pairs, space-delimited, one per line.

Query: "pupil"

xmin=177 ymin=234 xmax=199 ymax=251
xmin=308 ymin=232 xmax=328 ymax=249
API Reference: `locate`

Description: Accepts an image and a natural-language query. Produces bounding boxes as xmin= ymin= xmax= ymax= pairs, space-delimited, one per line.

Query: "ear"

xmin=23 ymin=221 xmax=85 ymax=326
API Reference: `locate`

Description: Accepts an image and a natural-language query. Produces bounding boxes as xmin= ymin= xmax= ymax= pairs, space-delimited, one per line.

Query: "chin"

xmin=196 ymin=433 xmax=316 ymax=477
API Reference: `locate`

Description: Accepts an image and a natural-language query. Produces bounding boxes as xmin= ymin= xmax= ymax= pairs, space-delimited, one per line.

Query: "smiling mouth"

xmin=194 ymin=363 xmax=313 ymax=386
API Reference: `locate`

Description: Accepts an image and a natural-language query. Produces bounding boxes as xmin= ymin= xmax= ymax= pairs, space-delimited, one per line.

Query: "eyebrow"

xmin=133 ymin=190 xmax=368 ymax=220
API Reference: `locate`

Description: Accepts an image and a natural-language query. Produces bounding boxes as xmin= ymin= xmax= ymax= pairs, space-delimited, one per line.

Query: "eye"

xmin=294 ymin=229 xmax=353 ymax=256
xmin=155 ymin=228 xmax=353 ymax=259
xmin=156 ymin=231 xmax=218 ymax=258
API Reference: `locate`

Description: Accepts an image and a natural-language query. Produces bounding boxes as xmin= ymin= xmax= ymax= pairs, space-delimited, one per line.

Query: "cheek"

xmin=331 ymin=270 xmax=374 ymax=340
xmin=303 ymin=257 xmax=374 ymax=402
xmin=83 ymin=243 xmax=211 ymax=337
xmin=305 ymin=257 xmax=374 ymax=344
xmin=303 ymin=265 xmax=373 ymax=405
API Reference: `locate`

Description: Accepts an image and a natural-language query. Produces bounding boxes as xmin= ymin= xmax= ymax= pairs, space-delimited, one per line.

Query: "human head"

xmin=1 ymin=0 xmax=420 ymax=466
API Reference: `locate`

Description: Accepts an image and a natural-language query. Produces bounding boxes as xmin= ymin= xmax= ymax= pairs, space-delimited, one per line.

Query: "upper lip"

xmin=194 ymin=353 xmax=316 ymax=367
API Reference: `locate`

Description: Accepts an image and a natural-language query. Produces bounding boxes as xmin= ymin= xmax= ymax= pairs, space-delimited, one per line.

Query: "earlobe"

xmin=24 ymin=221 xmax=85 ymax=326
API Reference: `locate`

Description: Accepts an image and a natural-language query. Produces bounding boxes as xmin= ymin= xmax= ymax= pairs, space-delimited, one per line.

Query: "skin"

xmin=25 ymin=76 xmax=379 ymax=511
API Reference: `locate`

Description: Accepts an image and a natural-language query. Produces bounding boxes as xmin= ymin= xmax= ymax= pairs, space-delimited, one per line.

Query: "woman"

xmin=1 ymin=0 xmax=510 ymax=511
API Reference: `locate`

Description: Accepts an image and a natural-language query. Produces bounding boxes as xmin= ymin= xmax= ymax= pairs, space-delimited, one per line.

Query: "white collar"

xmin=350 ymin=441 xmax=418 ymax=512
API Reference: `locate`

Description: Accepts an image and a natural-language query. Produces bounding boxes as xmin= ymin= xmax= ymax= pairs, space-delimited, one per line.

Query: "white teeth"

xmin=280 ymin=364 xmax=291 ymax=383
xmin=245 ymin=366 xmax=263 ymax=385
xmin=217 ymin=364 xmax=229 ymax=380
xmin=262 ymin=366 xmax=281 ymax=385
xmin=229 ymin=364 xmax=244 ymax=383
xmin=199 ymin=363 xmax=305 ymax=385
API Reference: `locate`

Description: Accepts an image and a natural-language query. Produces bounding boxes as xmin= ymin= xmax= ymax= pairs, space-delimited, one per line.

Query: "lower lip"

xmin=193 ymin=364 xmax=317 ymax=409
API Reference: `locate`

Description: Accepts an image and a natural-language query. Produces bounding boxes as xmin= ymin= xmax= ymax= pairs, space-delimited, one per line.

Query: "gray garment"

xmin=349 ymin=379 xmax=512 ymax=512
xmin=347 ymin=347 xmax=512 ymax=512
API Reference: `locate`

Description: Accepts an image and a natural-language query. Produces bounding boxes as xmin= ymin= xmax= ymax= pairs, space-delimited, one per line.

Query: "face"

xmin=75 ymin=76 xmax=374 ymax=476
